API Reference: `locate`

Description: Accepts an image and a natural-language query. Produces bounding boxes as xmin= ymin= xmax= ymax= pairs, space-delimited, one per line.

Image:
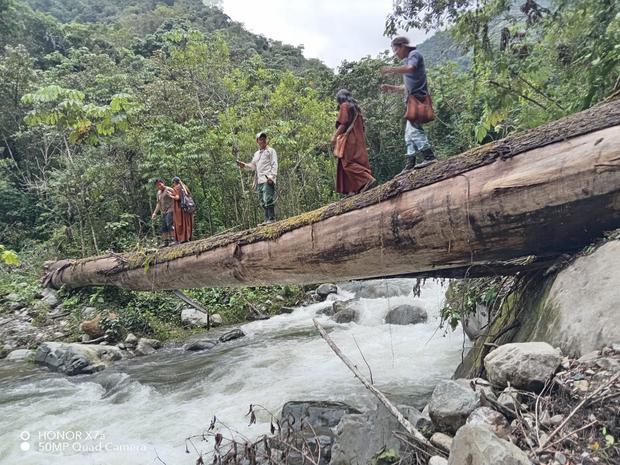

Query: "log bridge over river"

xmin=44 ymin=99 xmax=620 ymax=291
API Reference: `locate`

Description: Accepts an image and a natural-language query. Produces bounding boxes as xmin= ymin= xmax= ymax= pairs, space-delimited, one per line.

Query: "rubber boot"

xmin=414 ymin=148 xmax=437 ymax=169
xmin=399 ymin=155 xmax=416 ymax=174
xmin=266 ymin=206 xmax=276 ymax=223
xmin=259 ymin=208 xmax=270 ymax=225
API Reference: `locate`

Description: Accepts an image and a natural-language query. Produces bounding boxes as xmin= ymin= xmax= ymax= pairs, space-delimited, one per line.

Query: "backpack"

xmin=180 ymin=186 xmax=196 ymax=214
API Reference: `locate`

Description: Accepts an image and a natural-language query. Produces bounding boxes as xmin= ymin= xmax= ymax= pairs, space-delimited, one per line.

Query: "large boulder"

xmin=181 ymin=308 xmax=211 ymax=328
xmin=447 ymin=425 xmax=531 ymax=465
xmin=484 ymin=342 xmax=561 ymax=391
xmin=385 ymin=305 xmax=427 ymax=325
xmin=316 ymin=283 xmax=338 ymax=299
xmin=517 ymin=240 xmax=620 ymax=357
xmin=337 ymin=279 xmax=413 ymax=299
xmin=280 ymin=401 xmax=360 ymax=435
xmin=330 ymin=403 xmax=402 ymax=465
xmin=429 ymin=381 xmax=481 ymax=434
xmin=35 ymin=342 xmax=122 ymax=375
xmin=466 ymin=407 xmax=510 ymax=439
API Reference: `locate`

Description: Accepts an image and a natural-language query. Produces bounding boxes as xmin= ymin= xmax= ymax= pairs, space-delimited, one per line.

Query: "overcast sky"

xmin=221 ymin=0 xmax=429 ymax=69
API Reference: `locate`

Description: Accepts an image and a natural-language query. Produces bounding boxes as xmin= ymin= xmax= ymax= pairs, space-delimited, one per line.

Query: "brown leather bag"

xmin=404 ymin=93 xmax=434 ymax=124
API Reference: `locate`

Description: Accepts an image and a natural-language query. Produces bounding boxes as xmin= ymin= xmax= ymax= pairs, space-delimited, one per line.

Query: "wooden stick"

xmin=541 ymin=420 xmax=598 ymax=452
xmin=312 ymin=318 xmax=442 ymax=455
xmin=172 ymin=289 xmax=210 ymax=329
xmin=537 ymin=372 xmax=619 ymax=451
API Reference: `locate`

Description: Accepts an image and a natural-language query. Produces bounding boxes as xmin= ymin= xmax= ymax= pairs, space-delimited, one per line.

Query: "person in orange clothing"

xmin=169 ymin=176 xmax=193 ymax=243
xmin=330 ymin=89 xmax=375 ymax=196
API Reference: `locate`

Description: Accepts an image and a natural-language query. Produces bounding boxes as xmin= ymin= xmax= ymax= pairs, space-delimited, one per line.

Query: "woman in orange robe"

xmin=169 ymin=176 xmax=193 ymax=243
xmin=331 ymin=89 xmax=375 ymax=196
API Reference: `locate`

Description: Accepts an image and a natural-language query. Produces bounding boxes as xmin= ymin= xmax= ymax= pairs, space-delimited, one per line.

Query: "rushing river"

xmin=0 ymin=280 xmax=468 ymax=465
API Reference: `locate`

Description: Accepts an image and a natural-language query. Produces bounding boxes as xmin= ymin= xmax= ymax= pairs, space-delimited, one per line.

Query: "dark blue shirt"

xmin=403 ymin=49 xmax=428 ymax=97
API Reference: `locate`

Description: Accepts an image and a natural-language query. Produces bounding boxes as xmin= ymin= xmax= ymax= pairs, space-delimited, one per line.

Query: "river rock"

xmin=124 ymin=333 xmax=138 ymax=348
xmin=278 ymin=306 xmax=295 ymax=314
xmin=385 ymin=304 xmax=427 ymax=325
xmin=5 ymin=349 xmax=34 ymax=361
xmin=35 ymin=342 xmax=122 ymax=375
xmin=315 ymin=303 xmax=335 ymax=316
xmin=429 ymin=380 xmax=481 ymax=434
xmin=497 ymin=387 xmax=524 ymax=411
xmin=316 ymin=283 xmax=338 ymax=299
xmin=181 ymin=308 xmax=211 ymax=328
xmin=577 ymin=350 xmax=600 ymax=367
xmin=430 ymin=432 xmax=453 ymax=452
xmin=211 ymin=314 xmax=223 ymax=327
xmin=333 ymin=308 xmax=358 ymax=324
xmin=135 ymin=338 xmax=161 ymax=356
xmin=41 ymin=288 xmax=59 ymax=308
xmin=466 ymin=407 xmax=510 ymax=439
xmin=337 ymin=279 xmax=413 ymax=299
xmin=219 ymin=329 xmax=245 ymax=343
xmin=429 ymin=457 xmax=448 ymax=465
xmin=281 ymin=400 xmax=361 ymax=434
xmin=400 ymin=404 xmax=434 ymax=435
xmin=595 ymin=357 xmax=620 ymax=372
xmin=185 ymin=339 xmax=219 ymax=351
xmin=447 ymin=425 xmax=531 ymax=465
xmin=330 ymin=403 xmax=401 ymax=465
xmin=464 ymin=378 xmax=498 ymax=406
xmin=81 ymin=306 xmax=97 ymax=319
xmin=332 ymin=298 xmax=358 ymax=314
xmin=484 ymin=342 xmax=562 ymax=391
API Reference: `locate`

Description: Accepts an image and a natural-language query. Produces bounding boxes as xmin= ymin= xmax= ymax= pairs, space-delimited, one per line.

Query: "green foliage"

xmin=441 ymin=277 xmax=505 ymax=331
xmin=372 ymin=448 xmax=399 ymax=465
xmin=0 ymin=245 xmax=19 ymax=266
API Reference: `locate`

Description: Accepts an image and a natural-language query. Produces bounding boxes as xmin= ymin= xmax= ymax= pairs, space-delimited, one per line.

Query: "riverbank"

xmin=0 ymin=253 xmax=306 ymax=358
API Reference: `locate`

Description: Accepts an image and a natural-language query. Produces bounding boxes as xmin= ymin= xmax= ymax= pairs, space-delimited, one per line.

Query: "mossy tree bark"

xmin=44 ymin=100 xmax=620 ymax=290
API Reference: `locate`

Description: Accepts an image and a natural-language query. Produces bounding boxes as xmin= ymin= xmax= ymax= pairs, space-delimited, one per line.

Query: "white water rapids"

xmin=0 ymin=280 xmax=468 ymax=464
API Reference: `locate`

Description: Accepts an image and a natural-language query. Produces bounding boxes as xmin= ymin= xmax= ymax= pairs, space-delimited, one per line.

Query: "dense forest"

xmin=0 ymin=0 xmax=618 ymax=334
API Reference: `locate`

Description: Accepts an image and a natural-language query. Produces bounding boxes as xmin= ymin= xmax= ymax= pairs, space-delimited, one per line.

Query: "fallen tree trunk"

xmin=44 ymin=99 xmax=620 ymax=290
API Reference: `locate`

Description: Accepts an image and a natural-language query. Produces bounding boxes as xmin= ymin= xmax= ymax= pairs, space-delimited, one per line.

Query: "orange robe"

xmin=172 ymin=184 xmax=193 ymax=243
xmin=335 ymin=102 xmax=374 ymax=194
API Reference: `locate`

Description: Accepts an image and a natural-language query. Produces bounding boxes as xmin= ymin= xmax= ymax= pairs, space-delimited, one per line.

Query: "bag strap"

xmin=342 ymin=109 xmax=359 ymax=136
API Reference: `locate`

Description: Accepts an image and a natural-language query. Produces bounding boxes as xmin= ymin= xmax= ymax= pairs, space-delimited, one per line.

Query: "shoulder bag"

xmin=404 ymin=93 xmax=435 ymax=124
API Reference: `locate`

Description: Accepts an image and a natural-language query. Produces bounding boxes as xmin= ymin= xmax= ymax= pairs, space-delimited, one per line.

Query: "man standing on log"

xmin=236 ymin=131 xmax=278 ymax=225
xmin=379 ymin=36 xmax=437 ymax=174
xmin=151 ymin=178 xmax=175 ymax=246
